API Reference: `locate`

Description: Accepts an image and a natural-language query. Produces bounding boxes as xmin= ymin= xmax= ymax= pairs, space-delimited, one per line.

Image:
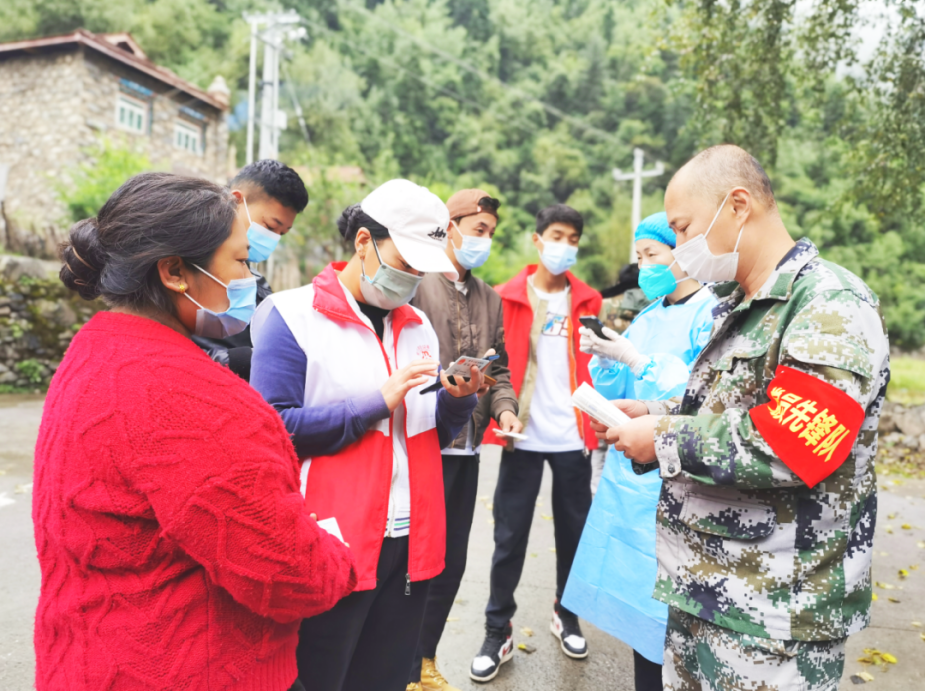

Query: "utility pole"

xmin=243 ymin=10 xmax=304 ymax=163
xmin=613 ymin=148 xmax=665 ymax=263
xmin=246 ymin=21 xmax=257 ymax=165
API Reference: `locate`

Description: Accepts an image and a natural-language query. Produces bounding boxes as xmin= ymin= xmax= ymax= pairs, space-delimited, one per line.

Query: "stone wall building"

xmin=0 ymin=30 xmax=231 ymax=258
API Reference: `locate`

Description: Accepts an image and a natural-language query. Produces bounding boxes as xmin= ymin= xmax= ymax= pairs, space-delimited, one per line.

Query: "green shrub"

xmin=15 ymin=359 xmax=44 ymax=385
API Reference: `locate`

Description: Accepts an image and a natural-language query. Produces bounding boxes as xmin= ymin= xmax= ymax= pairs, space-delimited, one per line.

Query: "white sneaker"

xmin=550 ymin=601 xmax=588 ymax=659
xmin=470 ymin=621 xmax=514 ymax=682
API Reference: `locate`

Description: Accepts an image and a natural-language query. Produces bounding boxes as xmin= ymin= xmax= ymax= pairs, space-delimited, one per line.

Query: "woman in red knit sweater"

xmin=33 ymin=172 xmax=357 ymax=691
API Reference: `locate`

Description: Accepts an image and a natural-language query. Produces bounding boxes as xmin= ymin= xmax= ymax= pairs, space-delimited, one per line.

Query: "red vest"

xmin=258 ymin=264 xmax=446 ymax=590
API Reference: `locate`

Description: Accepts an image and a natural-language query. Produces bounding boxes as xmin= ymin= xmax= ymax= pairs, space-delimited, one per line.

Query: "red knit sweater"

xmin=33 ymin=311 xmax=357 ymax=691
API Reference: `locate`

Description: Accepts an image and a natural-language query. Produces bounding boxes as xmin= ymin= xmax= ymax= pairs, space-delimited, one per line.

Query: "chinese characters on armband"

xmin=749 ymin=365 xmax=865 ymax=488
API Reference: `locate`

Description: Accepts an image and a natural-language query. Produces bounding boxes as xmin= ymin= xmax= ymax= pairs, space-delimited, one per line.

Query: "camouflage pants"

xmin=664 ymin=608 xmax=846 ymax=691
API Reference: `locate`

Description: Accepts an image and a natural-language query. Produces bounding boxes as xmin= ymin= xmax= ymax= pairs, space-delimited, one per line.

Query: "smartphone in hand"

xmin=578 ymin=315 xmax=612 ymax=341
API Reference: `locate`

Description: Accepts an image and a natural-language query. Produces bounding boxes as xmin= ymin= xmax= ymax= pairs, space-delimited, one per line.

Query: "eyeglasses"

xmin=477 ymin=197 xmax=501 ymax=213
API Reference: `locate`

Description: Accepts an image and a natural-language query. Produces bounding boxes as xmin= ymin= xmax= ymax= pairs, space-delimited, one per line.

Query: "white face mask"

xmin=672 ymin=192 xmax=744 ymax=283
xmin=537 ymin=237 xmax=578 ymax=275
xmin=359 ymin=237 xmax=423 ymax=310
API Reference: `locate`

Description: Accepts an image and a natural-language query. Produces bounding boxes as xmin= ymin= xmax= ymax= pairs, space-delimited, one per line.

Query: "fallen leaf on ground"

xmin=487 ymin=519 xmax=494 ymax=525
xmin=871 ymin=593 xmax=878 ymax=601
xmin=918 ymin=541 xmax=925 ymax=549
xmin=888 ymin=513 xmax=897 ymax=520
xmin=921 ymin=633 xmax=925 ymax=642
xmin=911 ymin=621 xmax=922 ymax=628
xmin=540 ymin=514 xmax=553 ymax=520
xmin=446 ymin=617 xmax=459 ymax=622
xmin=850 ymin=672 xmax=875 ymax=684
xmin=886 ymin=525 xmax=894 ymax=534
xmin=881 ymin=653 xmax=897 ymax=664
xmin=485 ymin=503 xmax=493 ymax=511
xmin=530 ymin=553 xmax=537 ymax=558
xmin=549 ymin=547 xmax=556 ymax=553
xmin=478 ymin=496 xmax=488 ymax=502
xmin=888 ymin=597 xmax=901 ymax=603
xmin=520 ymin=627 xmax=533 ymax=637
xmin=902 ymin=523 xmax=912 ymax=530
xmin=899 ymin=569 xmax=909 ymax=579
xmin=875 ymin=582 xmax=896 ymax=590
xmin=14 ymin=482 xmax=32 ymax=494
xmin=517 ymin=643 xmax=536 ymax=654
xmin=880 ymin=551 xmax=889 ymax=557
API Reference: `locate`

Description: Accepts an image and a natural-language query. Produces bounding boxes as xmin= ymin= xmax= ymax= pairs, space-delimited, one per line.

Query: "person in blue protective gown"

xmin=561 ymin=212 xmax=717 ymax=691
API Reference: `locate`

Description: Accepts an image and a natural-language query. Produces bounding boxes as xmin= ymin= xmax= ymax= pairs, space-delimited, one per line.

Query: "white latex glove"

xmin=578 ymin=326 xmax=650 ymax=375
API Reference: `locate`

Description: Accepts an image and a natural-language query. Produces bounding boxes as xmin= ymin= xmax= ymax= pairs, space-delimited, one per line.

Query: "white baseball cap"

xmin=360 ymin=179 xmax=458 ymax=281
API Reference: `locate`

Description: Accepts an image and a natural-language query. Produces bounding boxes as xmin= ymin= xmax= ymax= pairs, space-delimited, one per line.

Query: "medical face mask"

xmin=638 ymin=260 xmax=680 ymax=300
xmin=451 ymin=221 xmax=493 ymax=270
xmin=184 ymin=264 xmax=258 ymax=339
xmin=537 ymin=237 xmax=578 ymax=276
xmin=242 ymin=197 xmax=281 ymax=263
xmin=672 ymin=192 xmax=744 ymax=283
xmin=359 ymin=237 xmax=423 ymax=310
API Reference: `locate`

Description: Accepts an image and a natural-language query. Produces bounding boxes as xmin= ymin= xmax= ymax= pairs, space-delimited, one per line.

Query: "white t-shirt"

xmin=517 ymin=282 xmax=584 ymax=453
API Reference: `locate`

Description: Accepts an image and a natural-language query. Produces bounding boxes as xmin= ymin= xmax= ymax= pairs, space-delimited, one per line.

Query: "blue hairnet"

xmin=634 ymin=212 xmax=675 ymax=249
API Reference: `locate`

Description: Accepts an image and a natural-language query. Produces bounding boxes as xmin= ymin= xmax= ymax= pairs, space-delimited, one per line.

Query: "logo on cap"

xmin=428 ymin=227 xmax=447 ymax=241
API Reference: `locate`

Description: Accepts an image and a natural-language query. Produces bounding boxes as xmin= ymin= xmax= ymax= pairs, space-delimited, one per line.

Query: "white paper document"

xmin=316 ymin=517 xmax=345 ymax=543
xmin=492 ymin=429 xmax=529 ymax=441
xmin=570 ymin=382 xmax=632 ymax=429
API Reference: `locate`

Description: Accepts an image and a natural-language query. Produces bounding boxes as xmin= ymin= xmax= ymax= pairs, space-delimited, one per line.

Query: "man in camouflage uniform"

xmin=597 ymin=145 xmax=890 ymax=690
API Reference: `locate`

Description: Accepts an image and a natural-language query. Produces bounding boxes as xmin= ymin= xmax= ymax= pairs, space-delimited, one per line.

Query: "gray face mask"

xmin=359 ymin=237 xmax=423 ymax=310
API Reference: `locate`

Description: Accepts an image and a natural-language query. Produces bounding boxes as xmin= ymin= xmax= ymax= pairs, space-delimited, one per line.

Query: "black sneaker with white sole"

xmin=469 ymin=621 xmax=514 ymax=682
xmin=550 ymin=601 xmax=588 ymax=659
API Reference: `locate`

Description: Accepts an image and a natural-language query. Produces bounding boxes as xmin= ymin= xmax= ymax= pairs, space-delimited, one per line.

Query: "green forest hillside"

xmin=3 ymin=0 xmax=925 ymax=349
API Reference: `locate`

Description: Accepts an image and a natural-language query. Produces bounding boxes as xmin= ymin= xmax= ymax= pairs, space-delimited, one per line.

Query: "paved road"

xmin=1 ymin=394 xmax=923 ymax=690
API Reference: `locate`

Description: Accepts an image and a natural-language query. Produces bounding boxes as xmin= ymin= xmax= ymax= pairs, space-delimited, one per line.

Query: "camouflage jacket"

xmin=637 ymin=239 xmax=890 ymax=641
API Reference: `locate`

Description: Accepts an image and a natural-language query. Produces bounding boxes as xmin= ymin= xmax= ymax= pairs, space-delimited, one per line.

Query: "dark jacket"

xmin=191 ymin=267 xmax=272 ymax=381
xmin=411 ymin=271 xmax=518 ymax=451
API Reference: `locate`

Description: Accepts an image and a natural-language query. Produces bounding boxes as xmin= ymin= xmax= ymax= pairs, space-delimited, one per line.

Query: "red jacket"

xmin=252 ymin=264 xmax=447 ymax=590
xmin=33 ymin=312 xmax=356 ymax=691
xmin=485 ymin=265 xmax=602 ymax=451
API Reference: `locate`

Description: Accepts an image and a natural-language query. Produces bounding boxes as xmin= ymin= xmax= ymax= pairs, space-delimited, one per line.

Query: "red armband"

xmin=749 ymin=365 xmax=865 ymax=488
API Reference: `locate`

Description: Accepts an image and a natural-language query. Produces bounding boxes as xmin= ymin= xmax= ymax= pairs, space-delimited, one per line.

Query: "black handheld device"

xmin=578 ymin=315 xmax=611 ymax=340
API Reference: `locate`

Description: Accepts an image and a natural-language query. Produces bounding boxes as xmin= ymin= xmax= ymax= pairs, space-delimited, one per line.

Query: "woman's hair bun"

xmin=59 ymin=218 xmax=107 ymax=301
xmin=337 ymin=204 xmax=363 ymax=240
xmin=337 ymin=203 xmax=389 ymax=243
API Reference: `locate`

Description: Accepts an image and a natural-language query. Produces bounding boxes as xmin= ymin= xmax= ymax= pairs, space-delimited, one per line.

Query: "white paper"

xmin=492 ymin=429 xmax=529 ymax=441
xmin=317 ymin=517 xmax=345 ymax=543
xmin=571 ymin=382 xmax=632 ymax=429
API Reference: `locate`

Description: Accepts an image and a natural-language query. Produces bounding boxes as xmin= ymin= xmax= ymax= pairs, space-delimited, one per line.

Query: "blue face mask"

xmin=242 ymin=197 xmax=280 ymax=263
xmin=538 ymin=237 xmax=578 ymax=276
xmin=451 ymin=221 xmax=493 ymax=270
xmin=638 ymin=261 xmax=679 ymax=300
xmin=184 ymin=264 xmax=258 ymax=338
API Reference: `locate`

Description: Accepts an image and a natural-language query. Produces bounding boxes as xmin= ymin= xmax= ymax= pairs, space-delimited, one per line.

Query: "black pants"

xmin=485 ymin=448 xmax=592 ymax=629
xmin=409 ymin=453 xmax=480 ymax=682
xmin=633 ymin=649 xmax=663 ymax=691
xmin=297 ymin=537 xmax=430 ymax=691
